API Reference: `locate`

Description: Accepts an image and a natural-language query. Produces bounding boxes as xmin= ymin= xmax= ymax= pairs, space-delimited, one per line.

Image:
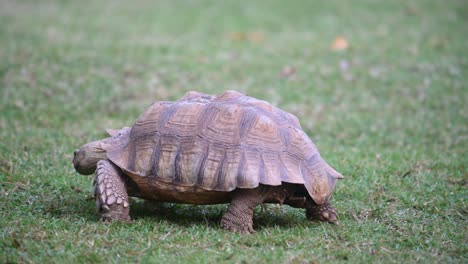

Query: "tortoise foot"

xmin=220 ymin=215 xmax=255 ymax=234
xmin=102 ymin=212 xmax=131 ymax=222
xmin=306 ymin=199 xmax=339 ymax=224
xmin=100 ymin=204 xmax=131 ymax=222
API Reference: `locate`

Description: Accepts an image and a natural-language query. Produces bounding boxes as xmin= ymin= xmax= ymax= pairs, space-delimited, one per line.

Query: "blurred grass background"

xmin=0 ymin=0 xmax=466 ymax=263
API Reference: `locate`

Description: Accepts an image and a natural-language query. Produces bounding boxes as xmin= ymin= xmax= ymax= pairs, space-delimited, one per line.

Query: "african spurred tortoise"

xmin=73 ymin=90 xmax=343 ymax=233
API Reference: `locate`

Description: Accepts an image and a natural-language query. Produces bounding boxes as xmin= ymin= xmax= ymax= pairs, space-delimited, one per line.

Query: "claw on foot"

xmin=220 ymin=217 xmax=255 ymax=234
xmin=306 ymin=199 xmax=339 ymax=224
xmin=320 ymin=209 xmax=339 ymax=224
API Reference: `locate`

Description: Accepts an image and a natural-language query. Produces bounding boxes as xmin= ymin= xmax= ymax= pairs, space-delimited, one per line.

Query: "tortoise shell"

xmin=106 ymin=90 xmax=342 ymax=204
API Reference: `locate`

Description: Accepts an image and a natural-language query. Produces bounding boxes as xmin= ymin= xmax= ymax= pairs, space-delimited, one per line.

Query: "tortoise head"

xmin=73 ymin=127 xmax=130 ymax=175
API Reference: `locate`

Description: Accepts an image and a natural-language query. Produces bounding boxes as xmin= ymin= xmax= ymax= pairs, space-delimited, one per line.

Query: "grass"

xmin=0 ymin=0 xmax=466 ymax=263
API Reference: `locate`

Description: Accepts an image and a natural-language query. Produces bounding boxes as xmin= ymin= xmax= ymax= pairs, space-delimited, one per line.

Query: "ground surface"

xmin=0 ymin=0 xmax=466 ymax=263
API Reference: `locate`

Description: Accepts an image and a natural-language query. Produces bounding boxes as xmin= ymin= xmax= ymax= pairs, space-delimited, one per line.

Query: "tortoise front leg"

xmin=93 ymin=160 xmax=130 ymax=222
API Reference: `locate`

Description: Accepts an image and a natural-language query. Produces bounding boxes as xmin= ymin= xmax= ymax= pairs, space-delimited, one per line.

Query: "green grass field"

xmin=0 ymin=0 xmax=466 ymax=263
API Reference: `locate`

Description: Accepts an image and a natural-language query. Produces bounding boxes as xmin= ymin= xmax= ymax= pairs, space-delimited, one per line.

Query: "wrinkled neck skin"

xmin=72 ymin=127 xmax=130 ymax=175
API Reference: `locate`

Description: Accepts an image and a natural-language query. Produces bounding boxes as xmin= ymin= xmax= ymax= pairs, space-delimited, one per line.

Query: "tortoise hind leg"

xmin=220 ymin=187 xmax=268 ymax=234
xmin=305 ymin=199 xmax=339 ymax=224
xmin=94 ymin=160 xmax=130 ymax=222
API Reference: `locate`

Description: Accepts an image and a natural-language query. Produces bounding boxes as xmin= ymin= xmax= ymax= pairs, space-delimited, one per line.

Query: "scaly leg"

xmin=93 ymin=160 xmax=130 ymax=222
xmin=220 ymin=188 xmax=267 ymax=234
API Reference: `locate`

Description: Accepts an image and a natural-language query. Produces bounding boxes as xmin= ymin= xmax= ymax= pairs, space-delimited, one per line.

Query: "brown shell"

xmin=107 ymin=90 xmax=343 ymax=204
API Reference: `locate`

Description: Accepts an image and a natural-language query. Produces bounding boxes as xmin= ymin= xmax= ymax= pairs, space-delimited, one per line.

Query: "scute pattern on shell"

xmin=107 ymin=90 xmax=342 ymax=204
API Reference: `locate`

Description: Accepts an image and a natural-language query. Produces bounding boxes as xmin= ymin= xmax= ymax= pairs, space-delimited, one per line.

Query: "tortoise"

xmin=72 ymin=90 xmax=343 ymax=233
